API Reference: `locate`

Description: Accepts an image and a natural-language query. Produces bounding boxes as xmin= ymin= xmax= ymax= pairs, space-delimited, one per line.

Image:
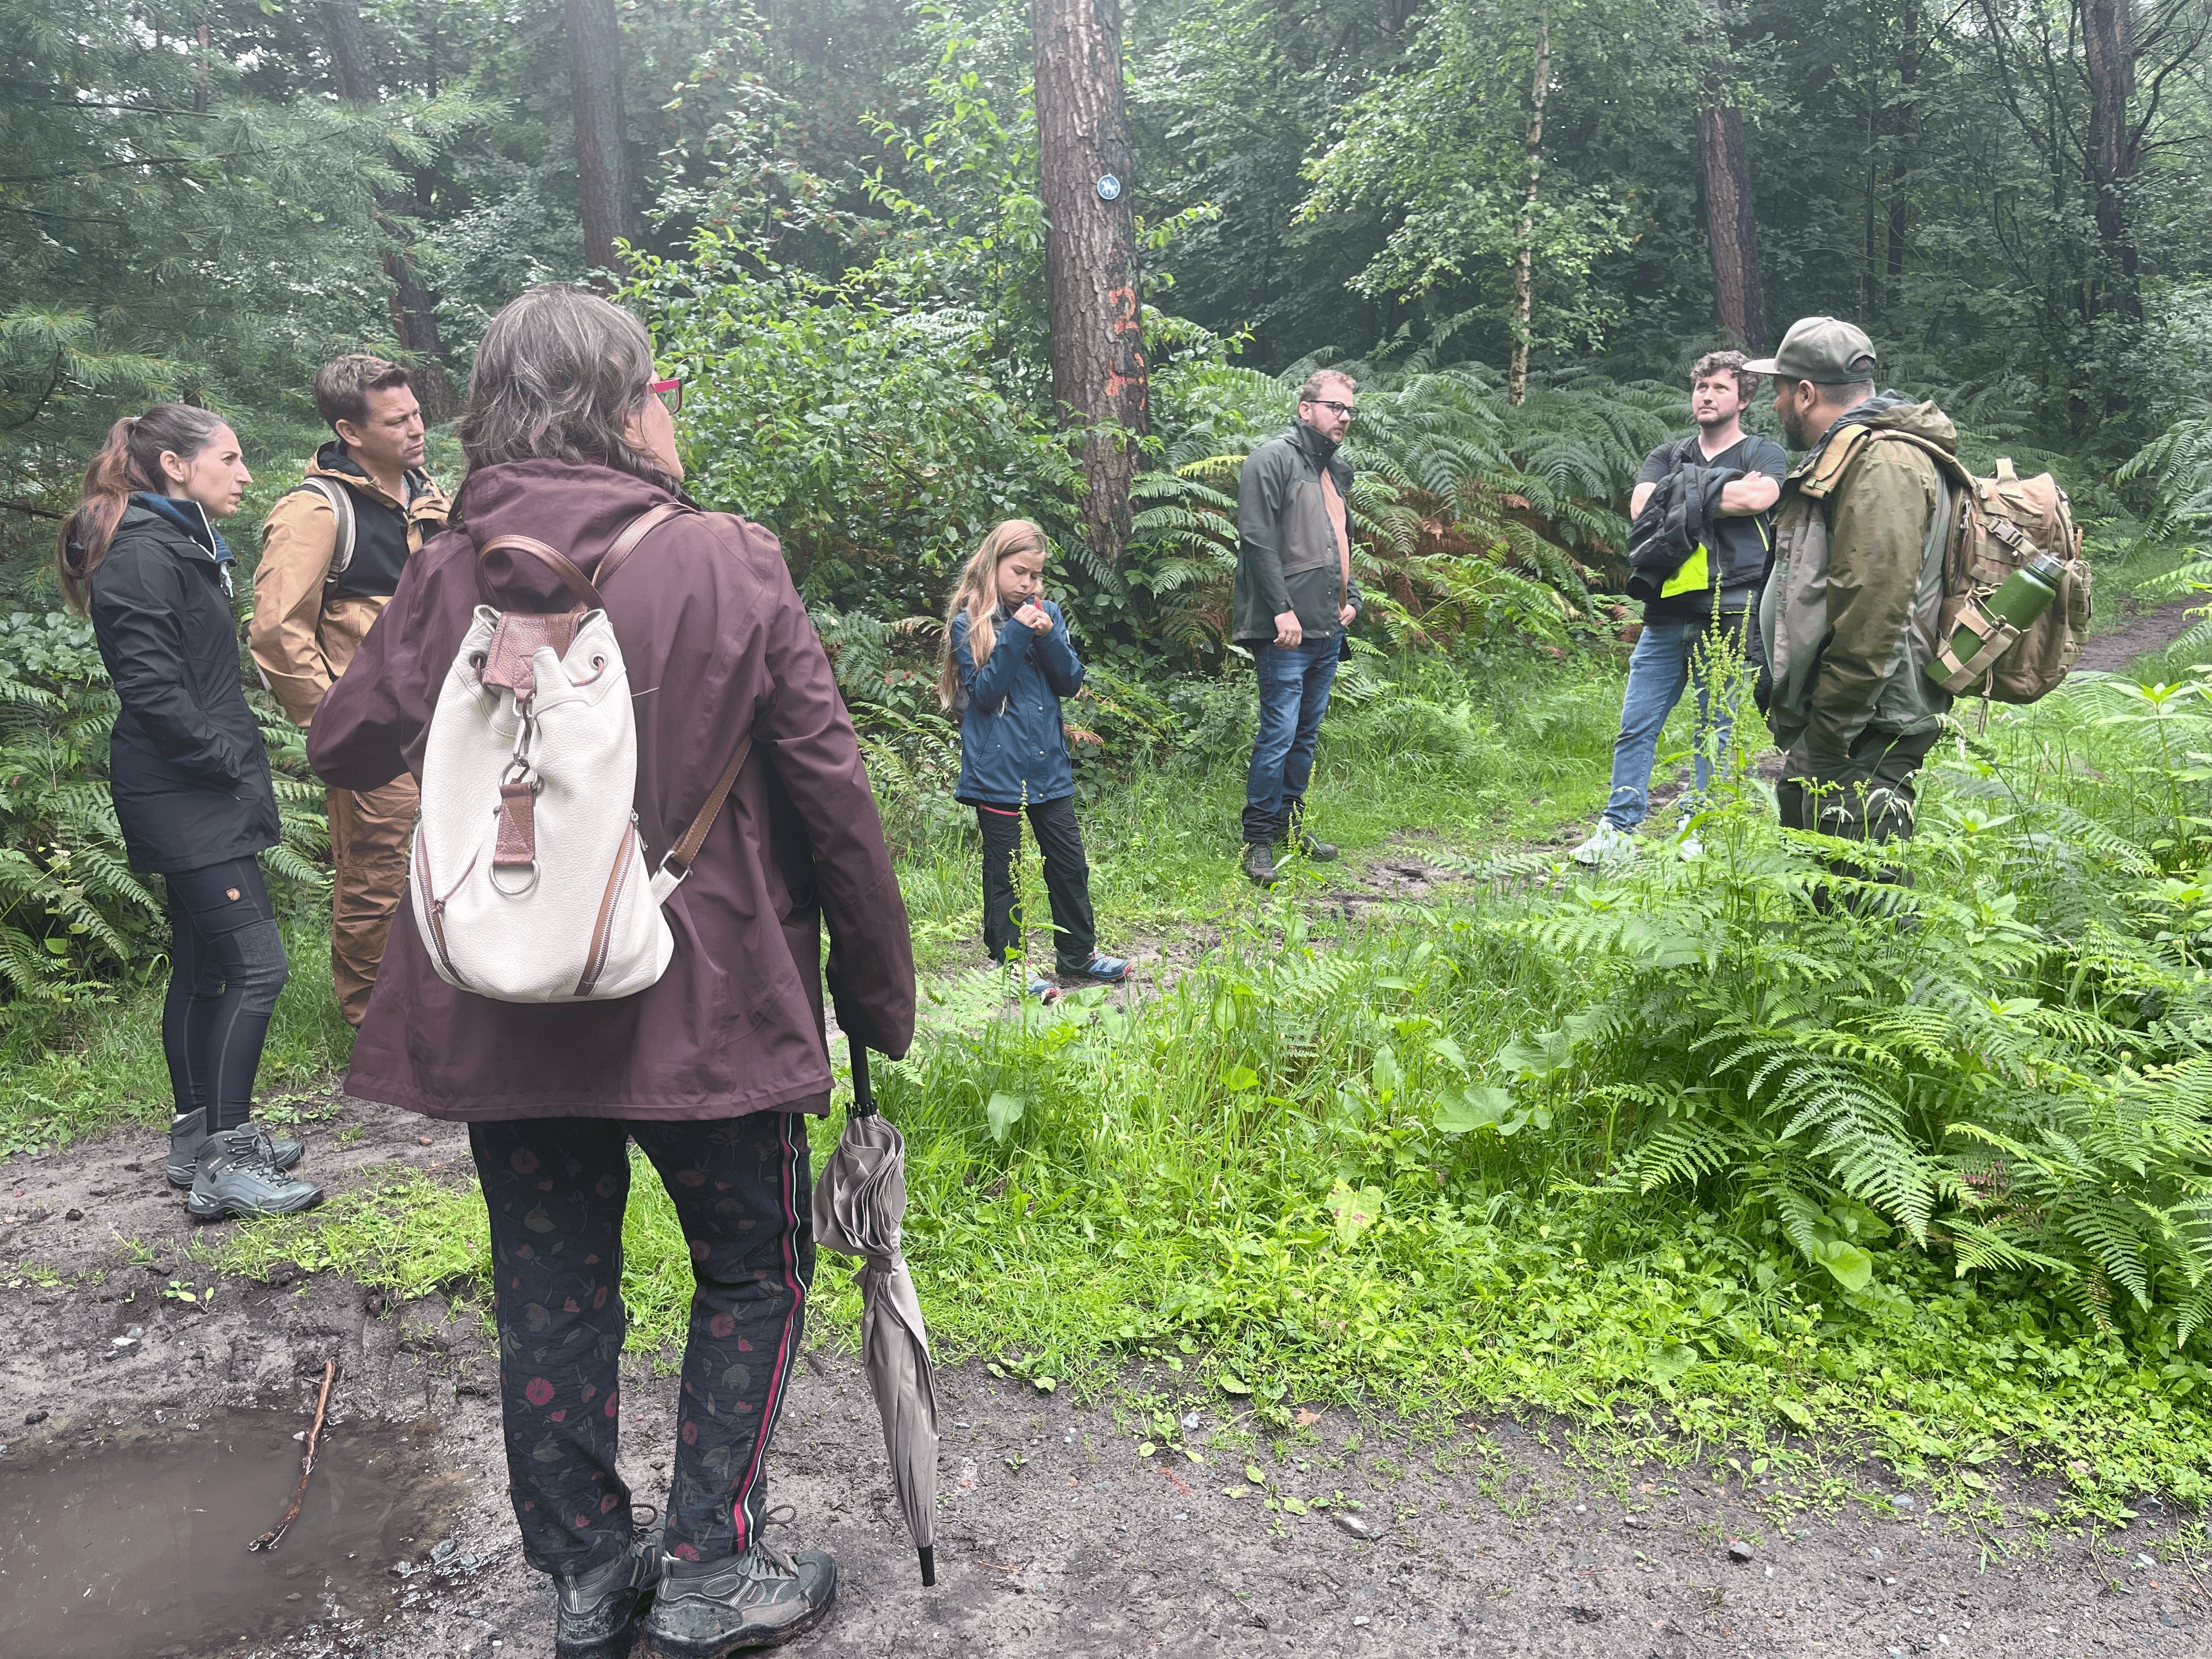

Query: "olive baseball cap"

xmin=1744 ymin=316 xmax=1878 ymax=384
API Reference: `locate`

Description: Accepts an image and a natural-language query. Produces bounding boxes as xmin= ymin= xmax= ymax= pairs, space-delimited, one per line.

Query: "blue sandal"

xmin=1063 ymin=953 xmax=1130 ymax=985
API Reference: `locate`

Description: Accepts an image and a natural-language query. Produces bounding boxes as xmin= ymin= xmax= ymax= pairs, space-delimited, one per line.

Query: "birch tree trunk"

xmin=566 ymin=0 xmax=638 ymax=285
xmin=1508 ymin=2 xmax=1551 ymax=407
xmin=1032 ymin=0 xmax=1148 ymax=560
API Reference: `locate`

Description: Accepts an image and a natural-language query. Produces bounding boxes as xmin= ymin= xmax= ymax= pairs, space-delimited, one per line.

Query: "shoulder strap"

xmin=593 ymin=501 xmax=688 ymax=590
xmin=280 ymin=478 xmax=357 ymax=588
xmin=662 ymin=736 xmax=753 ymax=885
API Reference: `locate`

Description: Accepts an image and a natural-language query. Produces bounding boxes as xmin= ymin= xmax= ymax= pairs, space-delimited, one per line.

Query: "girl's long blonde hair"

xmin=938 ymin=519 xmax=1050 ymax=709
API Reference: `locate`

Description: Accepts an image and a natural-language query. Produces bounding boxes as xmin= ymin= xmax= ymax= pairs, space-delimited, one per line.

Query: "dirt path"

xmin=2 ymin=1093 xmax=2206 ymax=1659
xmin=2073 ymin=592 xmax=2203 ymax=674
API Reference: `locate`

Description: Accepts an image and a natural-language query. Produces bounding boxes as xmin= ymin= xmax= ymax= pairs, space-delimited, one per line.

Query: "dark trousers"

xmin=1243 ymin=638 xmax=1340 ymax=845
xmin=161 ymin=856 xmax=289 ymax=1135
xmin=1776 ymin=727 xmax=1939 ymax=844
xmin=975 ymin=796 xmax=1097 ymax=975
xmin=469 ymin=1113 xmax=813 ymax=1575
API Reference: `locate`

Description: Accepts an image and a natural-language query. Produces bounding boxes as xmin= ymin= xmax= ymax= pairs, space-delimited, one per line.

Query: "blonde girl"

xmin=941 ymin=521 xmax=1128 ymax=993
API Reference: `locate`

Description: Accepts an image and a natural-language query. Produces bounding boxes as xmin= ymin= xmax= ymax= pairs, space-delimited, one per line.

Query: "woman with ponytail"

xmin=60 ymin=406 xmax=320 ymax=1221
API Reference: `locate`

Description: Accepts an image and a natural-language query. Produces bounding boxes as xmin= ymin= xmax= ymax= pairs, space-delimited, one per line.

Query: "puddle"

xmin=0 ymin=1408 xmax=467 ymax=1658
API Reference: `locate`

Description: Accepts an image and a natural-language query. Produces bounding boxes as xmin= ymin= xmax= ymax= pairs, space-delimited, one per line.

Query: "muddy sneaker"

xmin=647 ymin=1540 xmax=836 ymax=1656
xmin=1568 ymin=822 xmax=1638 ymax=866
xmin=184 ymin=1129 xmax=323 ymax=1220
xmin=1241 ymin=842 xmax=1279 ymax=887
xmin=166 ymin=1109 xmax=305 ymax=1189
xmin=555 ymin=1530 xmax=663 ymax=1659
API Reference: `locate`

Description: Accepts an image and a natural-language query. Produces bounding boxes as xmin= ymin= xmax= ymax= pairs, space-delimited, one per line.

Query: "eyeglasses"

xmin=1303 ymin=397 xmax=1357 ymax=420
xmin=650 ymin=377 xmax=683 ymax=415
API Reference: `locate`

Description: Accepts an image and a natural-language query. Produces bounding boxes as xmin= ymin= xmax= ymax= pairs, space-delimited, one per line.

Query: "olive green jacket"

xmin=1759 ymin=395 xmax=1957 ymax=780
xmin=1233 ymin=421 xmax=1362 ymax=645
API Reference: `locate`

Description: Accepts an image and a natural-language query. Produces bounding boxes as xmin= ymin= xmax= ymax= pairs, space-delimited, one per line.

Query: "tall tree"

xmin=1507 ymin=1 xmax=1552 ymax=404
xmin=1699 ymin=105 xmax=1764 ymax=350
xmin=321 ymin=0 xmax=457 ymax=419
xmin=2081 ymin=0 xmax=2141 ymax=322
xmin=567 ymin=0 xmax=639 ymax=282
xmin=1032 ymin=0 xmax=1148 ymax=560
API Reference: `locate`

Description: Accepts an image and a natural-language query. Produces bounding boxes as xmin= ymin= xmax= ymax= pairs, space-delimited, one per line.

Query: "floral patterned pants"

xmin=468 ymin=1113 xmax=815 ymax=1575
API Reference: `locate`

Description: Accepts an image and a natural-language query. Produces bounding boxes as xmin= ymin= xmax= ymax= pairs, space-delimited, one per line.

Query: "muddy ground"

xmin=2 ymin=1090 xmax=2206 ymax=1659
xmin=2 ymin=596 xmax=2205 ymax=1659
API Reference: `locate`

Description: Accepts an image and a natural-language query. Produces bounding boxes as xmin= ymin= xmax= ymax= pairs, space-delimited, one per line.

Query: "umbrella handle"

xmin=918 ymin=1544 xmax=935 ymax=1586
xmin=847 ymin=1033 xmax=878 ymax=1119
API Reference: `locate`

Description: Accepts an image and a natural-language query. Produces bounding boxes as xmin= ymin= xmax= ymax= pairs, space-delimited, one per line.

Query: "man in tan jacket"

xmin=252 ymin=355 xmax=450 ymax=1025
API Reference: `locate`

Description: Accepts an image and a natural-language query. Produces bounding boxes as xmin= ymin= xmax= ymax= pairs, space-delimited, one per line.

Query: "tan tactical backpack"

xmin=1838 ymin=434 xmax=2093 ymax=704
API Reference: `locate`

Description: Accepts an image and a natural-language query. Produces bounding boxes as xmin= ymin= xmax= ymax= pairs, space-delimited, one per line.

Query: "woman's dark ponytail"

xmin=56 ymin=404 xmax=225 ymax=613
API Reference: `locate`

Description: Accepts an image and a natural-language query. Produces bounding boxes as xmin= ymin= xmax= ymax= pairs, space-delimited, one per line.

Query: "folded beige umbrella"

xmin=812 ymin=1035 xmax=941 ymax=1585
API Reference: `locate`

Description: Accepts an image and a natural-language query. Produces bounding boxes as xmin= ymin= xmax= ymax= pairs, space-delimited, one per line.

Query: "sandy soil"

xmin=1 ymin=1091 xmax=2206 ymax=1659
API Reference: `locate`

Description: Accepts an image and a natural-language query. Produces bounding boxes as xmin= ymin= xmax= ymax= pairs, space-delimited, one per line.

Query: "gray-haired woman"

xmin=309 ymin=285 xmax=916 ymax=1659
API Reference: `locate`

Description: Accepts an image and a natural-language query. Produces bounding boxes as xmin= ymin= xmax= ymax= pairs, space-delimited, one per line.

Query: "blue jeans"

xmin=1603 ymin=612 xmax=1755 ymax=830
xmin=1244 ymin=638 xmax=1340 ymax=844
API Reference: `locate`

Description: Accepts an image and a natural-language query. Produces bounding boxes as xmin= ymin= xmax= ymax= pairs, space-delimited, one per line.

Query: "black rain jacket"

xmin=88 ymin=496 xmax=280 ymax=874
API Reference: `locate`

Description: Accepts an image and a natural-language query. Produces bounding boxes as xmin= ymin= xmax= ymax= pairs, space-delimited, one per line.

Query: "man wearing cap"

xmin=1748 ymin=317 xmax=1959 ymax=846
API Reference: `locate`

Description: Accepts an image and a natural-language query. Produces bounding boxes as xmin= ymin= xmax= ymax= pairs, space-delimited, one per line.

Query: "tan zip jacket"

xmin=251 ymin=449 xmax=449 ymax=727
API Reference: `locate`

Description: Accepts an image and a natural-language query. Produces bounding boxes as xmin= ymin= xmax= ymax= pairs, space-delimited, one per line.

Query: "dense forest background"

xmin=9 ymin=0 xmax=2212 ymax=535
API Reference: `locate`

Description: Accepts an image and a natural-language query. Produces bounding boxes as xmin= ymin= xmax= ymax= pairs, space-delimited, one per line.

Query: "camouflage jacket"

xmin=1758 ymin=395 xmax=1957 ymax=778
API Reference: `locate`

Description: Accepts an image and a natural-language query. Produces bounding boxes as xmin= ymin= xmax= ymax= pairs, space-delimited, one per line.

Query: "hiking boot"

xmin=166 ymin=1109 xmax=304 ymax=1189
xmin=184 ymin=1128 xmax=323 ymax=1220
xmin=1283 ymin=832 xmax=1339 ymax=863
xmin=646 ymin=1540 xmax=837 ymax=1656
xmin=1568 ymin=822 xmax=1638 ymax=866
xmin=555 ymin=1529 xmax=663 ymax=1659
xmin=1241 ymin=842 xmax=1279 ymax=887
xmin=1060 ymin=952 xmax=1129 ymax=985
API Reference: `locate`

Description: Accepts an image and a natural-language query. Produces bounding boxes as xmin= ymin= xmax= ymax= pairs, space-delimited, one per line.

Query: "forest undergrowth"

xmin=191 ymin=576 xmax=2212 ymax=1521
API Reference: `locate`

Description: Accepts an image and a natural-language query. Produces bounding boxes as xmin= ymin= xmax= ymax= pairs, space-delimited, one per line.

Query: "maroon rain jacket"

xmin=307 ymin=459 xmax=916 ymax=1122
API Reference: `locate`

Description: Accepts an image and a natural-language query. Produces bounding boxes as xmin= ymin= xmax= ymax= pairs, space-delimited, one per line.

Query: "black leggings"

xmin=469 ymin=1114 xmax=813 ymax=1575
xmin=161 ymin=857 xmax=289 ymax=1135
xmin=974 ymin=796 xmax=1097 ymax=975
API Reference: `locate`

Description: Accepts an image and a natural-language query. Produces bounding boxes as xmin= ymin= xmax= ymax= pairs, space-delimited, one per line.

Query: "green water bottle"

xmin=1929 ymin=550 xmax=2066 ymax=686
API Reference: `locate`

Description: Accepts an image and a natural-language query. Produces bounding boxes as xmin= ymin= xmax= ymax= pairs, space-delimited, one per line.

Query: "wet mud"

xmin=1 ymin=1094 xmax=2207 ymax=1658
xmin=2 ymin=1408 xmax=460 ymax=1658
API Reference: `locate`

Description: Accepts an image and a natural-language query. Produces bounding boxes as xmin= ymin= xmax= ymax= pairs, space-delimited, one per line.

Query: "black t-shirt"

xmin=1633 ymin=432 xmax=1788 ymax=623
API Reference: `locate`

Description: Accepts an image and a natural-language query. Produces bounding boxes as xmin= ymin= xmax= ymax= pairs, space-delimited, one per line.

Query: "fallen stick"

xmin=248 ymin=1359 xmax=337 ymax=1554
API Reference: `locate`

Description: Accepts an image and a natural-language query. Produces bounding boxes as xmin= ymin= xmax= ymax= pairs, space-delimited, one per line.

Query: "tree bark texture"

xmin=321 ymin=1 xmax=456 ymax=421
xmin=1032 ymin=0 xmax=1147 ymax=560
xmin=1699 ymin=104 xmax=1765 ymax=350
xmin=1508 ymin=2 xmax=1551 ymax=406
xmin=2081 ymin=0 xmax=2141 ymax=320
xmin=566 ymin=0 xmax=638 ymax=285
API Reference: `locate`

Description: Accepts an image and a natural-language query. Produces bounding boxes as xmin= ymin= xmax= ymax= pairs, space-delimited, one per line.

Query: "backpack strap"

xmin=650 ymin=736 xmax=753 ymax=900
xmin=475 ymin=533 xmax=606 ymax=611
xmin=593 ymin=501 xmax=688 ymax=589
xmin=272 ymin=478 xmax=357 ymax=590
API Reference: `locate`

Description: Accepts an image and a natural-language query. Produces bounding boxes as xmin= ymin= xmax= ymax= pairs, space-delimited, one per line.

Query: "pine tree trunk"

xmin=1508 ymin=2 xmax=1551 ymax=407
xmin=1032 ymin=0 xmax=1147 ymax=560
xmin=2081 ymin=0 xmax=2142 ymax=322
xmin=321 ymin=1 xmax=457 ymax=420
xmin=1699 ymin=104 xmax=1765 ymax=350
xmin=566 ymin=0 xmax=638 ymax=285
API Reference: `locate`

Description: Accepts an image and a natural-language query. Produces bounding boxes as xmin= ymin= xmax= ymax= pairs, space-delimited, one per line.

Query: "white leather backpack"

xmin=408 ymin=502 xmax=749 ymax=1003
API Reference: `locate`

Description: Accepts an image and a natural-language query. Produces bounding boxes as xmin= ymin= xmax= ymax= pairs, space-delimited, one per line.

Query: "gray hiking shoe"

xmin=647 ymin=1540 xmax=836 ymax=1656
xmin=167 ymin=1109 xmax=304 ymax=1189
xmin=1241 ymin=842 xmax=1279 ymax=887
xmin=556 ymin=1528 xmax=663 ymax=1659
xmin=184 ymin=1128 xmax=323 ymax=1220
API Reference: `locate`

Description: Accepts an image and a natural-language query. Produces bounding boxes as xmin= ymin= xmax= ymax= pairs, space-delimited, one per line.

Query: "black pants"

xmin=1776 ymin=728 xmax=1938 ymax=844
xmin=161 ymin=857 xmax=288 ymax=1135
xmin=974 ymin=796 xmax=1096 ymax=975
xmin=469 ymin=1113 xmax=813 ymax=1575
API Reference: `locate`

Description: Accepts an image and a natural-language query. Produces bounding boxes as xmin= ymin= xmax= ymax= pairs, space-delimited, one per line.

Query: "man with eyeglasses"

xmin=252 ymin=354 xmax=449 ymax=1025
xmin=1232 ymin=369 xmax=1363 ymax=886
